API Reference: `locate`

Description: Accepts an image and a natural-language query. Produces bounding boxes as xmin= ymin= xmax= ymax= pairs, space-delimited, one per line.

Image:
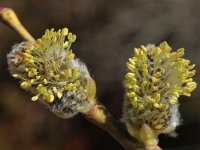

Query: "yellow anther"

xmin=177 ymin=48 xmax=184 ymax=57
xmin=189 ymin=64 xmax=195 ymax=70
xmin=127 ymin=62 xmax=135 ymax=70
xmin=75 ymin=80 xmax=81 ymax=87
xmin=125 ymin=83 xmax=132 ymax=89
xmin=151 ymin=77 xmax=157 ymax=83
xmin=48 ymin=70 xmax=54 ymax=76
xmin=133 ymin=85 xmax=139 ymax=91
xmin=187 ymin=82 xmax=197 ymax=88
xmin=127 ymin=92 xmax=136 ymax=98
xmin=31 ymin=95 xmax=39 ymax=101
xmin=140 ymin=45 xmax=147 ymax=52
xmin=131 ymin=97 xmax=138 ymax=106
xmin=63 ymin=41 xmax=69 ymax=48
xmin=151 ymin=86 xmax=158 ymax=91
xmin=134 ymin=48 xmax=139 ymax=56
xmin=174 ymin=92 xmax=179 ymax=97
xmin=154 ymin=93 xmax=160 ymax=102
xmin=36 ymin=84 xmax=47 ymax=94
xmin=159 ymin=41 xmax=171 ymax=53
xmin=67 ymin=50 xmax=75 ymax=61
xmin=43 ymin=79 xmax=48 ymax=84
xmin=12 ymin=74 xmax=20 ymax=78
xmin=154 ymin=47 xmax=161 ymax=55
xmin=30 ymin=79 xmax=35 ymax=84
xmin=46 ymin=94 xmax=54 ymax=103
xmin=153 ymin=103 xmax=160 ymax=108
xmin=166 ymin=83 xmax=170 ymax=88
xmin=54 ymin=74 xmax=60 ymax=80
xmin=24 ymin=68 xmax=29 ymax=72
xmin=25 ymin=49 xmax=31 ymax=54
xmin=65 ymin=83 xmax=74 ymax=91
xmin=67 ymin=69 xmax=72 ymax=78
xmin=141 ymin=81 xmax=148 ymax=89
xmin=23 ymin=53 xmax=32 ymax=58
xmin=126 ymin=73 xmax=135 ymax=79
xmin=183 ymin=87 xmax=192 ymax=93
xmin=20 ymin=81 xmax=31 ymax=89
xmin=142 ymin=64 xmax=148 ymax=77
xmin=57 ymin=91 xmax=63 ymax=99
xmin=183 ymin=92 xmax=191 ymax=97
xmin=145 ymin=96 xmax=152 ymax=103
xmin=25 ymin=58 xmax=34 ymax=64
xmin=159 ymin=103 xmax=169 ymax=110
xmin=62 ymin=28 xmax=68 ymax=36
xmin=53 ymin=87 xmax=57 ymax=93
xmin=68 ymin=33 xmax=76 ymax=42
xmin=128 ymin=58 xmax=136 ymax=65
xmin=138 ymin=104 xmax=145 ymax=110
xmin=36 ymin=76 xmax=41 ymax=80
xmin=73 ymin=67 xmax=80 ymax=79
xmin=153 ymin=72 xmax=161 ymax=78
xmin=154 ymin=124 xmax=164 ymax=130
xmin=28 ymin=68 xmax=37 ymax=77
xmin=139 ymin=50 xmax=147 ymax=61
xmin=169 ymin=97 xmax=178 ymax=105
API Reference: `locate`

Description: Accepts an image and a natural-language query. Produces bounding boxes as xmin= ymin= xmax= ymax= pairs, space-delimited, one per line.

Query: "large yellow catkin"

xmin=8 ymin=28 xmax=96 ymax=118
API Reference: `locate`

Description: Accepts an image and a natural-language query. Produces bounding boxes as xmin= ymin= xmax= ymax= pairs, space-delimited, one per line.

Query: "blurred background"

xmin=0 ymin=0 xmax=200 ymax=150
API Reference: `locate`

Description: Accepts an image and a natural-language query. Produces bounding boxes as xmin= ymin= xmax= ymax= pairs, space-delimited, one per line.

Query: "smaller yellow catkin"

xmin=123 ymin=42 xmax=197 ymax=146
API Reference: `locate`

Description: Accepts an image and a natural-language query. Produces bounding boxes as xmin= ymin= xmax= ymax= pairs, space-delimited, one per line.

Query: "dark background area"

xmin=0 ymin=0 xmax=200 ymax=150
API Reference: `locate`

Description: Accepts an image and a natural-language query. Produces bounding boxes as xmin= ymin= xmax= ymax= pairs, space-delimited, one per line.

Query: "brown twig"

xmin=86 ymin=101 xmax=143 ymax=150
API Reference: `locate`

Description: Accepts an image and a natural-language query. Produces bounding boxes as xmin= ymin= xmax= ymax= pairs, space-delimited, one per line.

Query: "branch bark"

xmin=86 ymin=101 xmax=143 ymax=150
